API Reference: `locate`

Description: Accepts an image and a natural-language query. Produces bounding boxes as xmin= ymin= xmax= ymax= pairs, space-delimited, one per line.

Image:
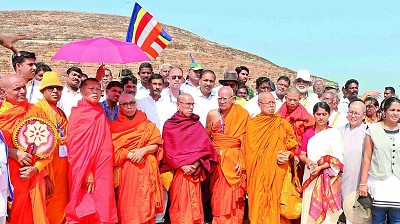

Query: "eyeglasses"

xmin=217 ymin=96 xmax=234 ymax=102
xmin=258 ymin=101 xmax=276 ymax=106
xmin=120 ymin=101 xmax=136 ymax=108
xmin=44 ymin=86 xmax=63 ymax=91
xmin=178 ymin=101 xmax=195 ymax=107
xmin=347 ymin=111 xmax=362 ymax=117
xmin=170 ymin=75 xmax=183 ymax=80
xmin=223 ymin=83 xmax=237 ymax=89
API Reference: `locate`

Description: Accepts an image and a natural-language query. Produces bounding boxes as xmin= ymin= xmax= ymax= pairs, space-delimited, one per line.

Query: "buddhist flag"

xmin=126 ymin=2 xmax=172 ymax=59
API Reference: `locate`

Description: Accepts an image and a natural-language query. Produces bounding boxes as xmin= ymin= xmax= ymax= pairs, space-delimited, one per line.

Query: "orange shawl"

xmin=245 ymin=113 xmax=298 ymax=224
xmin=211 ymin=104 xmax=250 ymax=187
xmin=278 ymin=103 xmax=315 ymax=148
xmin=0 ymin=100 xmax=51 ymax=224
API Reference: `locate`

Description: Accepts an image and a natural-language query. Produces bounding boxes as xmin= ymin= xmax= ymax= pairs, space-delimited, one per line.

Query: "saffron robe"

xmin=161 ymin=112 xmax=218 ymax=224
xmin=278 ymin=103 xmax=314 ymax=150
xmin=0 ymin=100 xmax=52 ymax=224
xmin=210 ymin=105 xmax=250 ymax=223
xmin=110 ymin=110 xmax=164 ymax=224
xmin=245 ymin=113 xmax=298 ymax=224
xmin=65 ymin=100 xmax=117 ymax=224
xmin=35 ymin=99 xmax=69 ymax=224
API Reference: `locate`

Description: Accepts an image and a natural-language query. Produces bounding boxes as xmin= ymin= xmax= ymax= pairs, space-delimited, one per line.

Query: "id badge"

xmin=59 ymin=145 xmax=68 ymax=158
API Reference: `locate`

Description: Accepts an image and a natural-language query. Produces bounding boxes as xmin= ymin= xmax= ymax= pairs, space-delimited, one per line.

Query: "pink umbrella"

xmin=52 ymin=37 xmax=150 ymax=63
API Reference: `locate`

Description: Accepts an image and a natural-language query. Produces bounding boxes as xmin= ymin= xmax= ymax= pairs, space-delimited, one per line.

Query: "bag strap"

xmin=291 ymin=161 xmax=302 ymax=193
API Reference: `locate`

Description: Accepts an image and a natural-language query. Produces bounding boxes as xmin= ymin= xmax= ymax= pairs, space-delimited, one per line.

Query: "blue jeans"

xmin=372 ymin=206 xmax=400 ymax=224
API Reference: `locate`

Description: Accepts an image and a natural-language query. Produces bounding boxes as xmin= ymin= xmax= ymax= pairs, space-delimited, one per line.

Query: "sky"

xmin=2 ymin=0 xmax=400 ymax=97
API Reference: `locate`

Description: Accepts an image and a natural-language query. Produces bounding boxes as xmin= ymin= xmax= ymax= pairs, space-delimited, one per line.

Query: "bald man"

xmin=0 ymin=74 xmax=51 ymax=224
xmin=278 ymin=87 xmax=315 ymax=149
xmin=161 ymin=93 xmax=217 ymax=224
xmin=206 ymin=87 xmax=250 ymax=223
xmin=65 ymin=78 xmax=117 ymax=223
xmin=245 ymin=92 xmax=298 ymax=223
xmin=111 ymin=94 xmax=164 ymax=224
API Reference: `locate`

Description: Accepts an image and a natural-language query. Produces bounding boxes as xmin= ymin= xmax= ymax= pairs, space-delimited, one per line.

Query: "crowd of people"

xmin=0 ymin=34 xmax=399 ymax=224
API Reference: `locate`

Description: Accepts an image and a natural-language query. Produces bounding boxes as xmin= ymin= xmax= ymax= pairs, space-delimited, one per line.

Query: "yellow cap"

xmin=40 ymin=71 xmax=63 ymax=91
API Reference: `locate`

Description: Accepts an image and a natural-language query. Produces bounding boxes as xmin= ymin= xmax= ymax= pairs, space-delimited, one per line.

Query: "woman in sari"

xmin=299 ymin=102 xmax=344 ymax=224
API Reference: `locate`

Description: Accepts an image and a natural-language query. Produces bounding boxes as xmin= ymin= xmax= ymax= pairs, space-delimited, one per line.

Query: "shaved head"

xmin=218 ymin=86 xmax=234 ymax=96
xmin=119 ymin=93 xmax=137 ymax=118
xmin=258 ymin=92 xmax=276 ymax=115
xmin=218 ymin=86 xmax=235 ymax=112
xmin=119 ymin=93 xmax=135 ymax=103
xmin=286 ymin=87 xmax=301 ymax=96
xmin=0 ymin=74 xmax=27 ymax=104
xmin=177 ymin=93 xmax=194 ymax=117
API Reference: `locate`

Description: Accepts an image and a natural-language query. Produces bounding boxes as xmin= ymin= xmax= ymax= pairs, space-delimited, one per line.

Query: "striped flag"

xmin=126 ymin=2 xmax=172 ymax=59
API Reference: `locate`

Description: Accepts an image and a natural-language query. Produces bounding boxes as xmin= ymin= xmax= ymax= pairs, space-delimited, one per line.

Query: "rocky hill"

xmin=0 ymin=10 xmax=325 ymax=88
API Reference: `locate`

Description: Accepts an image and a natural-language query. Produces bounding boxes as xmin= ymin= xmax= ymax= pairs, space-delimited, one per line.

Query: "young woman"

xmin=299 ymin=102 xmax=344 ymax=223
xmin=359 ymin=97 xmax=400 ymax=223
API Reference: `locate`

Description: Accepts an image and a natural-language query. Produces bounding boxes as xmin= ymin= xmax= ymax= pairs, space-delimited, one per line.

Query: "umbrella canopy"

xmin=52 ymin=37 xmax=150 ymax=64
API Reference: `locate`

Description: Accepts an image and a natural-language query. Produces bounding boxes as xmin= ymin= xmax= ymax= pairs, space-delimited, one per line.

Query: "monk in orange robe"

xmin=35 ymin=72 xmax=69 ymax=224
xmin=161 ymin=93 xmax=218 ymax=224
xmin=205 ymin=87 xmax=250 ymax=223
xmin=245 ymin=92 xmax=298 ymax=224
xmin=110 ymin=94 xmax=164 ymax=224
xmin=277 ymin=87 xmax=314 ymax=149
xmin=0 ymin=74 xmax=52 ymax=224
xmin=65 ymin=78 xmax=117 ymax=224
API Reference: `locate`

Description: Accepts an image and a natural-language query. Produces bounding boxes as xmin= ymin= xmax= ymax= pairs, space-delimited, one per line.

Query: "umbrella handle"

xmin=95 ymin=63 xmax=105 ymax=81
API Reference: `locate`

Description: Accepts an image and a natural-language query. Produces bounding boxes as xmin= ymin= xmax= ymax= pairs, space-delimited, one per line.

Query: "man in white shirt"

xmin=321 ymin=91 xmax=348 ymax=128
xmin=293 ymin=69 xmax=320 ymax=114
xmin=271 ymin=75 xmax=290 ymax=112
xmin=58 ymin=67 xmax=83 ymax=118
xmin=26 ymin=62 xmax=52 ymax=104
xmin=135 ymin=62 xmax=153 ymax=100
xmin=244 ymin=76 xmax=271 ymax=117
xmin=180 ymin=62 xmax=204 ymax=97
xmin=160 ymin=67 xmax=185 ymax=121
xmin=193 ymin=70 xmax=218 ymax=126
xmin=338 ymin=79 xmax=360 ymax=115
xmin=136 ymin=73 xmax=165 ymax=131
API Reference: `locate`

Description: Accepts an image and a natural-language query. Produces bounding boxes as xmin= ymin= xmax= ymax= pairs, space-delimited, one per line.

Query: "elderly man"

xmin=293 ymin=69 xmax=320 ymax=114
xmin=58 ymin=67 xmax=83 ymax=118
xmin=111 ymin=94 xmax=164 ymax=224
xmin=244 ymin=76 xmax=272 ymax=117
xmin=206 ymin=86 xmax=250 ymax=223
xmin=278 ymin=87 xmax=314 ymax=149
xmin=136 ymin=62 xmax=154 ymax=100
xmin=339 ymin=100 xmax=368 ymax=224
xmin=246 ymin=92 xmax=298 ymax=223
xmin=35 ymin=72 xmax=69 ymax=224
xmin=180 ymin=62 xmax=204 ymax=97
xmin=159 ymin=63 xmax=173 ymax=88
xmin=161 ymin=93 xmax=217 ymax=224
xmin=321 ymin=91 xmax=348 ymax=128
xmin=65 ymin=78 xmax=117 ymax=224
xmin=100 ymin=81 xmax=123 ymax=122
xmin=313 ymin=79 xmax=325 ymax=99
xmin=0 ymin=74 xmax=50 ymax=224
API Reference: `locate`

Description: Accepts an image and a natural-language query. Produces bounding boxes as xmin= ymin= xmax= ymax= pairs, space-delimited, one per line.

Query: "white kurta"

xmin=301 ymin=128 xmax=344 ymax=224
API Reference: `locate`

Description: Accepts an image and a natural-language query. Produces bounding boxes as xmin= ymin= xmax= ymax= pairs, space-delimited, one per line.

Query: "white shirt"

xmin=180 ymin=81 xmax=199 ymax=98
xmin=244 ymin=95 xmax=260 ymax=118
xmin=338 ymin=98 xmax=350 ymax=115
xmin=135 ymin=83 xmax=150 ymax=100
xmin=328 ymin=111 xmax=348 ymax=129
xmin=26 ymin=79 xmax=43 ymax=104
xmin=300 ymin=91 xmax=320 ymax=114
xmin=193 ymin=89 xmax=218 ymax=127
xmin=271 ymin=91 xmax=285 ymax=112
xmin=0 ymin=136 xmax=9 ymax=191
xmin=136 ymin=95 xmax=170 ymax=133
xmin=58 ymin=86 xmax=81 ymax=119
